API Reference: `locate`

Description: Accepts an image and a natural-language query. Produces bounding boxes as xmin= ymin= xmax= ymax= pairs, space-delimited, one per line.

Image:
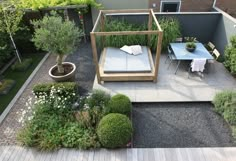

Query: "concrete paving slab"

xmin=93 ymin=54 xmax=236 ymax=102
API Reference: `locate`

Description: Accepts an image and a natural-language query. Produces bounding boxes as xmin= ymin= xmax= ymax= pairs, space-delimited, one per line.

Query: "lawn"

xmin=0 ymin=53 xmax=45 ymax=114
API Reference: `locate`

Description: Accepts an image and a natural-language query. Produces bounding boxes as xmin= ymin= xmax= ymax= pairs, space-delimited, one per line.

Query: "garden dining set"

xmin=166 ymin=39 xmax=220 ymax=77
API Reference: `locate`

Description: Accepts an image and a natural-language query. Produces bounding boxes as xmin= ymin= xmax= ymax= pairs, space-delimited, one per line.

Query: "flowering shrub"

xmin=17 ymin=83 xmax=100 ymax=150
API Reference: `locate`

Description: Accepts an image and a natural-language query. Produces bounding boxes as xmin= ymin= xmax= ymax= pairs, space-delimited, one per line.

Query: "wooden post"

xmin=90 ymin=33 xmax=101 ymax=84
xmin=100 ymin=12 xmax=105 ymax=48
xmin=154 ymin=31 xmax=163 ymax=82
xmin=148 ymin=9 xmax=153 ymax=46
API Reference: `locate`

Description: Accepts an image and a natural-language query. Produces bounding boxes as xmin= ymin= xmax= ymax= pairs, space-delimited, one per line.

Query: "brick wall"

xmin=216 ymin=0 xmax=236 ymax=17
xmin=149 ymin=0 xmax=214 ymax=12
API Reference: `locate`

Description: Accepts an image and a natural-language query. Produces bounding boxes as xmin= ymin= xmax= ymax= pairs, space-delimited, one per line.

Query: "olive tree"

xmin=31 ymin=12 xmax=82 ymax=74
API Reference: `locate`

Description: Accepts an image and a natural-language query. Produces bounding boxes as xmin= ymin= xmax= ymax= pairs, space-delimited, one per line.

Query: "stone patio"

xmin=93 ymin=54 xmax=236 ymax=102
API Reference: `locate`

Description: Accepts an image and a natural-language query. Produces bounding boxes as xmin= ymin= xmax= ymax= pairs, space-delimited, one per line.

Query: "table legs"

xmin=175 ymin=60 xmax=181 ymax=74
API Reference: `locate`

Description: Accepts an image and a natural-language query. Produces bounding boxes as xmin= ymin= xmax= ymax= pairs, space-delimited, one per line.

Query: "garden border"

xmin=0 ymin=53 xmax=49 ymax=125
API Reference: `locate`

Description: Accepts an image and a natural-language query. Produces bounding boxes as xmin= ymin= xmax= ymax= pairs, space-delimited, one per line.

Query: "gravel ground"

xmin=132 ymin=102 xmax=236 ymax=148
xmin=65 ymin=42 xmax=95 ymax=95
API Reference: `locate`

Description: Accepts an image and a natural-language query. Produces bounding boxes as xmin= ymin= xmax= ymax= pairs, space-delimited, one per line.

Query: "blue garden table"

xmin=170 ymin=43 xmax=214 ymax=74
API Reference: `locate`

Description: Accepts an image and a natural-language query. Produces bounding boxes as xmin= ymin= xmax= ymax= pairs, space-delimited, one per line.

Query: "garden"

xmin=17 ymin=83 xmax=133 ymax=150
xmin=0 ymin=0 xmax=236 ymax=151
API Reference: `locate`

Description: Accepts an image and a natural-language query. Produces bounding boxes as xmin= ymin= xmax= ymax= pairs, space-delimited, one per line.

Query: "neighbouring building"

xmin=215 ymin=0 xmax=236 ymax=18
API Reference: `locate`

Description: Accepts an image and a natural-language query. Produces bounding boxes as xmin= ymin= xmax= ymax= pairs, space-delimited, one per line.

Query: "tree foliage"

xmin=224 ymin=35 xmax=236 ymax=74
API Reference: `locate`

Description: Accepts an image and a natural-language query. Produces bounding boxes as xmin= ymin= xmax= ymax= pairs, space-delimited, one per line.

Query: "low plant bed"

xmin=0 ymin=53 xmax=45 ymax=114
xmin=11 ymin=58 xmax=33 ymax=71
xmin=0 ymin=79 xmax=16 ymax=95
xmin=17 ymin=86 xmax=133 ymax=150
xmin=213 ymin=90 xmax=236 ymax=141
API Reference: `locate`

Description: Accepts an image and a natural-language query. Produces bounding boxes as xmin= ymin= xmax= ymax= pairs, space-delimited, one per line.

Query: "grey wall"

xmin=212 ymin=7 xmax=236 ymax=54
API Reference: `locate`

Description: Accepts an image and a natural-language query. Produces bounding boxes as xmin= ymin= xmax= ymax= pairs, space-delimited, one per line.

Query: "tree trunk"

xmin=56 ymin=55 xmax=64 ymax=74
xmin=9 ymin=33 xmax=22 ymax=63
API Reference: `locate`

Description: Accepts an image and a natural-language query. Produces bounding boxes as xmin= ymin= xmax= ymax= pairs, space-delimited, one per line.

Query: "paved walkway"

xmin=0 ymin=146 xmax=236 ymax=161
xmin=93 ymin=54 xmax=236 ymax=102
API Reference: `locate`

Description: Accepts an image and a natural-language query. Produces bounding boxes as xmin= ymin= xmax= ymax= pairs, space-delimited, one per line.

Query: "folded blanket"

xmin=120 ymin=45 xmax=142 ymax=55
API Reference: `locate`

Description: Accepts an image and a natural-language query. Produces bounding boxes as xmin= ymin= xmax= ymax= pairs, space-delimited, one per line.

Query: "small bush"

xmin=105 ymin=94 xmax=132 ymax=115
xmin=61 ymin=122 xmax=100 ymax=149
xmin=224 ymin=35 xmax=236 ymax=74
xmin=97 ymin=113 xmax=133 ymax=148
xmin=212 ymin=91 xmax=234 ymax=115
xmin=223 ymin=105 xmax=236 ymax=125
xmin=0 ymin=79 xmax=15 ymax=94
xmin=33 ymin=82 xmax=78 ymax=97
xmin=75 ymin=107 xmax=104 ymax=128
xmin=86 ymin=89 xmax=111 ymax=108
xmin=11 ymin=58 xmax=33 ymax=71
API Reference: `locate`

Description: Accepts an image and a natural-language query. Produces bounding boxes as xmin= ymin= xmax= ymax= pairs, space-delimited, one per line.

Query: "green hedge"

xmin=33 ymin=82 xmax=78 ymax=97
xmin=11 ymin=58 xmax=33 ymax=71
xmin=213 ymin=90 xmax=236 ymax=125
xmin=97 ymin=113 xmax=133 ymax=148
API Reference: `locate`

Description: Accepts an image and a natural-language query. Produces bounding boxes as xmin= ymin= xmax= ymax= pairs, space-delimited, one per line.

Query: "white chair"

xmin=206 ymin=49 xmax=220 ymax=72
xmin=165 ymin=45 xmax=177 ymax=69
xmin=188 ymin=59 xmax=206 ymax=78
xmin=175 ymin=37 xmax=183 ymax=43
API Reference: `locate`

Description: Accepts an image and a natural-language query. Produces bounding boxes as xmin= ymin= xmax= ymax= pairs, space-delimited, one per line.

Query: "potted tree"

xmin=32 ymin=11 xmax=82 ymax=81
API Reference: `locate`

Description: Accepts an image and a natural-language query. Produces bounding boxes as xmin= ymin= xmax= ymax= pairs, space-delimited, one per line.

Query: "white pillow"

xmin=120 ymin=45 xmax=133 ymax=55
xmin=130 ymin=45 xmax=142 ymax=55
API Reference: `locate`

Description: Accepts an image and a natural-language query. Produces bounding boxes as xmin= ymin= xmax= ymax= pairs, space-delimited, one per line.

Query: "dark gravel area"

xmin=65 ymin=42 xmax=96 ymax=95
xmin=132 ymin=102 xmax=236 ymax=148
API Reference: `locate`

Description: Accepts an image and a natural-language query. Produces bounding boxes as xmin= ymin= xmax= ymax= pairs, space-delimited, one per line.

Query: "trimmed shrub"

xmin=86 ymin=89 xmax=111 ymax=108
xmin=97 ymin=113 xmax=132 ymax=148
xmin=33 ymin=82 xmax=78 ymax=97
xmin=223 ymin=105 xmax=236 ymax=125
xmin=224 ymin=35 xmax=236 ymax=74
xmin=212 ymin=91 xmax=234 ymax=115
xmin=11 ymin=58 xmax=33 ymax=71
xmin=105 ymin=94 xmax=132 ymax=115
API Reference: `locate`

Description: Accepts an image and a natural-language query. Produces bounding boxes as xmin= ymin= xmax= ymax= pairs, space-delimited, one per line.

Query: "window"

xmin=160 ymin=0 xmax=181 ymax=12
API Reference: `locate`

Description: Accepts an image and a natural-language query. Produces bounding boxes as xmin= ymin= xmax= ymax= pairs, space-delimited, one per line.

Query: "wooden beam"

xmin=151 ymin=9 xmax=162 ymax=31
xmin=91 ymin=10 xmax=102 ymax=33
xmin=154 ymin=31 xmax=163 ymax=82
xmin=93 ymin=30 xmax=160 ymax=36
xmin=148 ymin=10 xmax=153 ymax=46
xmin=90 ymin=33 xmax=101 ymax=84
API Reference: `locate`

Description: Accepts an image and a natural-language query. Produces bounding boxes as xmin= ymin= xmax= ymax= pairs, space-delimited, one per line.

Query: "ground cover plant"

xmin=213 ymin=90 xmax=236 ymax=139
xmin=17 ymin=86 xmax=133 ymax=150
xmin=0 ymin=53 xmax=44 ymax=114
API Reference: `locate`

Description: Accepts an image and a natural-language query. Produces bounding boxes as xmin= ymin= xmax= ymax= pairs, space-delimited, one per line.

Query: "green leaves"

xmin=31 ymin=12 xmax=82 ymax=55
xmin=224 ymin=35 xmax=236 ymax=74
xmin=18 ymin=0 xmax=102 ymax=10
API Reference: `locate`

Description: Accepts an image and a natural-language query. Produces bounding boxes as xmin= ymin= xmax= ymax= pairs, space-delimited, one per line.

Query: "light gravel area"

xmin=132 ymin=102 xmax=236 ymax=148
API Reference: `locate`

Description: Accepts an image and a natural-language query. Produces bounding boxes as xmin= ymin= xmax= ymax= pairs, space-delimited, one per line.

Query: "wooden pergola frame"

xmin=90 ymin=9 xmax=163 ymax=84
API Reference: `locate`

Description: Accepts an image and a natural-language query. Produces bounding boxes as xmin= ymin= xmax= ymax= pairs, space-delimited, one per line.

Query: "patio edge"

xmin=0 ymin=53 xmax=50 ymax=125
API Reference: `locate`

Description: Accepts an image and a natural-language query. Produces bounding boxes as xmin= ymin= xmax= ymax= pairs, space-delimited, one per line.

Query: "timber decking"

xmin=0 ymin=146 xmax=236 ymax=161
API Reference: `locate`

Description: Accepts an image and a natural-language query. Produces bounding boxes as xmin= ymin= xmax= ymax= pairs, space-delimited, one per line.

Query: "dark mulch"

xmin=132 ymin=102 xmax=236 ymax=148
xmin=65 ymin=42 xmax=96 ymax=95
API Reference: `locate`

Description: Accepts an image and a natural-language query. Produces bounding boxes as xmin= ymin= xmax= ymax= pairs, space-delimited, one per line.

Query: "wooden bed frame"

xmin=90 ymin=9 xmax=163 ymax=84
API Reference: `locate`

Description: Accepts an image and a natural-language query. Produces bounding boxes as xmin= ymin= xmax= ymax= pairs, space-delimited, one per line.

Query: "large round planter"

xmin=49 ymin=62 xmax=76 ymax=82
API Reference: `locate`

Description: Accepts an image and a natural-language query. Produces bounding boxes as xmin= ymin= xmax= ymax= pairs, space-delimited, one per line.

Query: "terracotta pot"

xmin=49 ymin=62 xmax=76 ymax=82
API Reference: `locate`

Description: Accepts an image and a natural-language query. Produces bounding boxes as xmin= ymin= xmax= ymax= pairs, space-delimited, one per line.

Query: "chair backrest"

xmin=208 ymin=42 xmax=215 ymax=50
xmin=175 ymin=37 xmax=183 ymax=43
xmin=212 ymin=49 xmax=220 ymax=59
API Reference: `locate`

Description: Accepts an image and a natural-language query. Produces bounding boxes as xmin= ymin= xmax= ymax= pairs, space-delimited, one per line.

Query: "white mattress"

xmin=103 ymin=46 xmax=152 ymax=73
